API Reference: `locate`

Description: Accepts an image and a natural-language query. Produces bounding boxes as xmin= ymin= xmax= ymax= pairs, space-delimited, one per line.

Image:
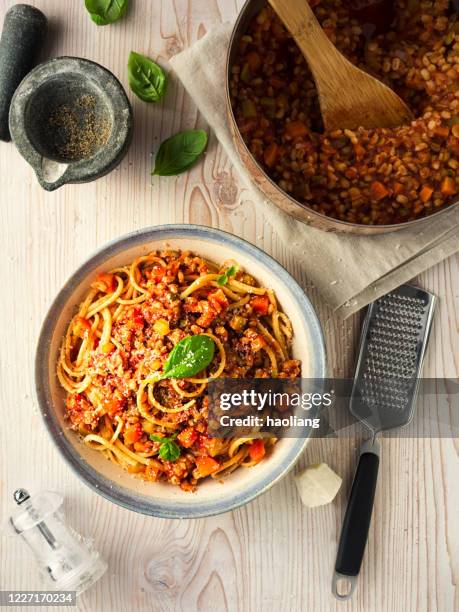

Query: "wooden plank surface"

xmin=0 ymin=2 xmax=457 ymax=611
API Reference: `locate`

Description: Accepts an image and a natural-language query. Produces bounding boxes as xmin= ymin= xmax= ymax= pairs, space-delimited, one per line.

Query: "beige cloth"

xmin=170 ymin=23 xmax=459 ymax=318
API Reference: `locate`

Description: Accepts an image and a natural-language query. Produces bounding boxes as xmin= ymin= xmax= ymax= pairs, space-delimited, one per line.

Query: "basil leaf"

xmin=152 ymin=129 xmax=208 ymax=176
xmin=128 ymin=52 xmax=167 ymax=103
xmin=160 ymin=334 xmax=215 ymax=379
xmin=149 ymin=434 xmax=164 ymax=443
xmin=159 ymin=439 xmax=181 ymax=461
xmin=150 ymin=434 xmax=181 ymax=462
xmin=217 ymin=265 xmax=239 ymax=286
xmin=85 ymin=0 xmax=128 ymax=25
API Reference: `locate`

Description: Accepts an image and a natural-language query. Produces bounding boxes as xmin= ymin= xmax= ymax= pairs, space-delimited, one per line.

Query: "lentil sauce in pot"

xmin=230 ymin=0 xmax=458 ymax=226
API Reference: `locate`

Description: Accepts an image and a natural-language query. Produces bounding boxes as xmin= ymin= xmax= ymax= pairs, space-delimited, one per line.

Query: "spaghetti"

xmin=58 ymin=250 xmax=300 ymax=491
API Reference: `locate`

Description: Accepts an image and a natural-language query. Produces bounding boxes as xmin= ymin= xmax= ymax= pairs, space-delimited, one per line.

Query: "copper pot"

xmin=225 ymin=0 xmax=458 ymax=235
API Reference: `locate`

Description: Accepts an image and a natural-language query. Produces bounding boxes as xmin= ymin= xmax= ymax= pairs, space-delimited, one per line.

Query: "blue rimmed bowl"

xmin=35 ymin=225 xmax=326 ymax=518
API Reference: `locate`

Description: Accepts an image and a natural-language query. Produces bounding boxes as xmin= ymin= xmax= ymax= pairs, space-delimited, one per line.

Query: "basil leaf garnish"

xmin=85 ymin=0 xmax=128 ymax=25
xmin=160 ymin=334 xmax=215 ymax=380
xmin=152 ymin=129 xmax=208 ymax=176
xmin=150 ymin=434 xmax=181 ymax=462
xmin=217 ymin=265 xmax=239 ymax=286
xmin=128 ymin=52 xmax=167 ymax=103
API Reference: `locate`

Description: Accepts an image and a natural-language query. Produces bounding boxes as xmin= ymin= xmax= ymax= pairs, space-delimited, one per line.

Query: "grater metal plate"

xmin=350 ymin=284 xmax=436 ymax=434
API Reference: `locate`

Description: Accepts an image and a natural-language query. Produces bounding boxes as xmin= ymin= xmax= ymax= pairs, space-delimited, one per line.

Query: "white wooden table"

xmin=0 ymin=2 xmax=457 ymax=611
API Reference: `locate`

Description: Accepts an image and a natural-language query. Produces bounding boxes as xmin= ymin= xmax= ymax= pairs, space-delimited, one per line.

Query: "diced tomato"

xmin=177 ymin=427 xmax=198 ymax=448
xmin=285 ymin=121 xmax=309 ymax=139
xmin=419 ymin=185 xmax=434 ymax=202
xmin=248 ymin=439 xmax=266 ymax=462
xmin=370 ymin=181 xmax=389 ymax=201
xmin=393 ymin=182 xmax=403 ymax=195
xmin=264 ymin=142 xmax=279 ymax=167
xmin=150 ymin=265 xmax=167 ymax=282
xmin=250 ymin=295 xmax=270 ymax=315
xmin=440 ymin=176 xmax=456 ymax=196
xmin=93 ymin=272 xmax=116 ymax=293
xmin=123 ymin=423 xmax=143 ymax=445
xmin=195 ymin=456 xmax=220 ymax=477
xmin=132 ymin=308 xmax=144 ymax=327
xmin=208 ymin=289 xmax=229 ymax=313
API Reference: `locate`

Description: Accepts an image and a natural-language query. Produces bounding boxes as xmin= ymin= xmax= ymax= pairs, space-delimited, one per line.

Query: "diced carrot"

xmin=285 ymin=121 xmax=309 ymax=139
xmin=250 ymin=295 xmax=270 ymax=315
xmin=196 ymin=300 xmax=218 ymax=327
xmin=248 ymin=439 xmax=266 ymax=462
xmin=264 ymin=142 xmax=279 ymax=167
xmin=247 ymin=332 xmax=266 ymax=352
xmin=433 ymin=125 xmax=449 ymax=139
xmin=127 ymin=464 xmax=146 ymax=474
xmin=134 ymin=441 xmax=151 ymax=453
xmin=370 ymin=181 xmax=390 ymax=201
xmin=74 ymin=316 xmax=91 ymax=338
xmin=269 ymin=76 xmax=284 ymax=89
xmin=93 ymin=272 xmax=115 ymax=293
xmin=419 ymin=185 xmax=434 ymax=202
xmin=144 ymin=460 xmax=163 ymax=481
xmin=124 ymin=423 xmax=143 ymax=445
xmin=103 ymin=397 xmax=124 ymax=417
xmin=76 ymin=316 xmax=91 ymax=330
xmin=99 ymin=341 xmax=114 ymax=354
xmin=195 ymin=456 xmax=220 ymax=477
xmin=393 ymin=182 xmax=404 ymax=195
xmin=246 ymin=51 xmax=261 ymax=72
xmin=353 ymin=143 xmax=365 ymax=160
xmin=208 ymin=289 xmax=229 ymax=313
xmin=178 ymin=427 xmax=198 ymax=449
xmin=440 ymin=176 xmax=456 ymax=196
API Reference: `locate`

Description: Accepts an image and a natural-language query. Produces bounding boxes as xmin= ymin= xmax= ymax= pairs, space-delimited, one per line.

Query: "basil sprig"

xmin=152 ymin=129 xmax=208 ymax=176
xmin=217 ymin=265 xmax=238 ymax=286
xmin=150 ymin=434 xmax=181 ymax=462
xmin=85 ymin=0 xmax=128 ymax=25
xmin=128 ymin=52 xmax=167 ymax=103
xmin=158 ymin=334 xmax=215 ymax=380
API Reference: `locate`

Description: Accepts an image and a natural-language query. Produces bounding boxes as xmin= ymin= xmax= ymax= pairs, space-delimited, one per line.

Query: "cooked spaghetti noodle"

xmin=58 ymin=250 xmax=300 ymax=491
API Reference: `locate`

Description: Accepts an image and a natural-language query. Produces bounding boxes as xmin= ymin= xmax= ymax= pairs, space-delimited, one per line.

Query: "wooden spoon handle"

xmin=267 ymin=0 xmax=349 ymax=85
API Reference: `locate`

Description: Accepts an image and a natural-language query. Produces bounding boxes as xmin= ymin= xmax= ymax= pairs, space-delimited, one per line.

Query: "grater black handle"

xmin=332 ymin=439 xmax=380 ymax=600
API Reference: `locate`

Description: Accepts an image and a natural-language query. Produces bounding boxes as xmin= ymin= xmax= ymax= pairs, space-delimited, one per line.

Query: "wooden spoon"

xmin=267 ymin=0 xmax=414 ymax=131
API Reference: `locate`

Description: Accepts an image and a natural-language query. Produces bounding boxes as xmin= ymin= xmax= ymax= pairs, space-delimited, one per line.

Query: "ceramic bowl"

xmin=35 ymin=225 xmax=326 ymax=518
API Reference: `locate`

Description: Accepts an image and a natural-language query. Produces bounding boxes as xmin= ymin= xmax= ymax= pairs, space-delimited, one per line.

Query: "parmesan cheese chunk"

xmin=294 ymin=463 xmax=342 ymax=507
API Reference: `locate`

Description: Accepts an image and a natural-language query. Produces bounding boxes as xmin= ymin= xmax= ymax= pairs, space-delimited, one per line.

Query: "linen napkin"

xmin=170 ymin=23 xmax=459 ymax=318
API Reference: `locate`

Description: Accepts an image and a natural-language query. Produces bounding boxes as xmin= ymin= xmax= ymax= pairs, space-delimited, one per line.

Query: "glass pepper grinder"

xmin=9 ymin=489 xmax=107 ymax=596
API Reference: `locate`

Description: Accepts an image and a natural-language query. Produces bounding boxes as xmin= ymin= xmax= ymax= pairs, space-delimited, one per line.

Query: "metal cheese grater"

xmin=332 ymin=284 xmax=436 ymax=600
